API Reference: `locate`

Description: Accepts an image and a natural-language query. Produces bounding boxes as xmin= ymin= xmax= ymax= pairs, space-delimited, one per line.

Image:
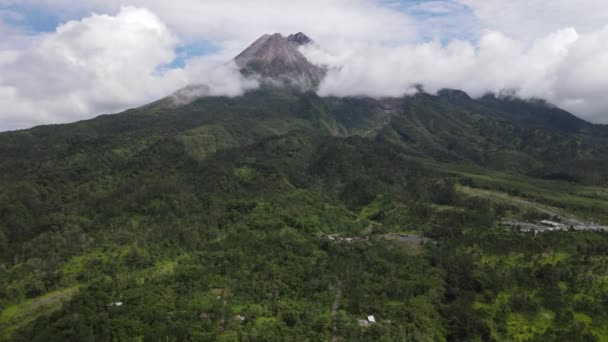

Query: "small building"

xmin=358 ymin=315 xmax=376 ymax=327
xmin=540 ymin=220 xmax=565 ymax=229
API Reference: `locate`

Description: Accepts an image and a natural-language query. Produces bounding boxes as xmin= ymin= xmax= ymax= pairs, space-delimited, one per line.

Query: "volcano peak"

xmin=233 ymin=32 xmax=325 ymax=90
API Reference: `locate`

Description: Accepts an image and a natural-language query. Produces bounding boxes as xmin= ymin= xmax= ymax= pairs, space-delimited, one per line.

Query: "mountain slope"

xmin=2 ymin=88 xmax=607 ymax=185
xmin=1 ymin=33 xmax=608 ymax=341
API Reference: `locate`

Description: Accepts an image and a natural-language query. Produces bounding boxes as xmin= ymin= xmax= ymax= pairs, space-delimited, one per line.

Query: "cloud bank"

xmin=457 ymin=0 xmax=608 ymax=40
xmin=0 ymin=0 xmax=607 ymax=130
xmin=310 ymin=26 xmax=608 ymax=123
xmin=0 ymin=6 xmax=254 ymax=130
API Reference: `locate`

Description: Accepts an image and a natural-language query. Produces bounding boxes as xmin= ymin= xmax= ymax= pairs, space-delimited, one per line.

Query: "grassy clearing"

xmin=359 ymin=195 xmax=391 ymax=220
xmin=457 ymin=185 xmax=562 ymax=217
xmin=0 ymin=286 xmax=79 ymax=339
xmin=420 ymin=159 xmax=608 ymax=222
xmin=480 ymin=251 xmax=569 ymax=268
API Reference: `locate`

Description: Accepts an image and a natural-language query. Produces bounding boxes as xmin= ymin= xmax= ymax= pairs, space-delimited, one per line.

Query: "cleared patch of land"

xmin=457 ymin=185 xmax=608 ymax=232
xmin=0 ymin=286 xmax=79 ymax=339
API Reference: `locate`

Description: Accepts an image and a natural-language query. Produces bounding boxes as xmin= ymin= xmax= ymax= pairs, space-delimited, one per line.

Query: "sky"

xmin=0 ymin=0 xmax=607 ymax=130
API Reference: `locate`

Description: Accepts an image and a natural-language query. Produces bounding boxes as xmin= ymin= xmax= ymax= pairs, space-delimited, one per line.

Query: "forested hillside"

xmin=1 ymin=88 xmax=607 ymax=341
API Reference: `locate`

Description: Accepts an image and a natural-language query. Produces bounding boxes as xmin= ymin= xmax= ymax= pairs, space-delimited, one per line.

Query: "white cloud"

xmin=310 ymin=25 xmax=608 ymax=123
xmin=1 ymin=0 xmax=417 ymax=52
xmin=0 ymin=7 xmax=179 ymax=129
xmin=0 ymin=6 xmax=256 ymax=130
xmin=170 ymin=59 xmax=259 ymax=105
xmin=457 ymin=0 xmax=608 ymax=39
xmin=553 ymin=26 xmax=608 ymax=121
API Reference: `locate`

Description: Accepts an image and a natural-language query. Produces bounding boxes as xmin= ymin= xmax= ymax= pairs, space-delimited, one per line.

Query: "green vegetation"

xmin=0 ymin=89 xmax=607 ymax=340
xmin=1 ymin=287 xmax=78 ymax=339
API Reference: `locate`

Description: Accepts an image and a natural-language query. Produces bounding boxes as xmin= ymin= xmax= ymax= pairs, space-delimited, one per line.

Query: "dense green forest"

xmin=1 ymin=88 xmax=607 ymax=341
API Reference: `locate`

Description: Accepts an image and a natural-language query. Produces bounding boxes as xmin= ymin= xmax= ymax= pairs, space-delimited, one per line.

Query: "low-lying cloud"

xmin=1 ymin=1 xmax=608 ymax=130
xmin=170 ymin=60 xmax=259 ymax=105
xmin=307 ymin=26 xmax=608 ymax=123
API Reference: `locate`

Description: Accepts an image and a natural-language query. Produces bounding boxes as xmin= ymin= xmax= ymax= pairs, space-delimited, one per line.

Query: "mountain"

xmin=234 ymin=32 xmax=325 ymax=90
xmin=1 ymin=33 xmax=608 ymax=341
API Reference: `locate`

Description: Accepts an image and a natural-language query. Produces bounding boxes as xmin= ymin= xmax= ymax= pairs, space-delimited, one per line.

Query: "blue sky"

xmin=3 ymin=1 xmax=454 ymax=31
xmin=0 ymin=3 xmax=68 ymax=33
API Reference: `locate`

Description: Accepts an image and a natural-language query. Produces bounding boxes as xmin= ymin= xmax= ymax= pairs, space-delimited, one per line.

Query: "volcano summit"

xmin=234 ymin=32 xmax=325 ymax=90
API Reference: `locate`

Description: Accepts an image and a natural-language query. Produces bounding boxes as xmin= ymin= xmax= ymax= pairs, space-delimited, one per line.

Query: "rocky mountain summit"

xmin=234 ymin=32 xmax=325 ymax=90
xmin=287 ymin=32 xmax=312 ymax=46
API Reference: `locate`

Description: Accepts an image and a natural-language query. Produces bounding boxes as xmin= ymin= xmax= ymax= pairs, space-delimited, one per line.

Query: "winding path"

xmin=331 ymin=281 xmax=343 ymax=342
